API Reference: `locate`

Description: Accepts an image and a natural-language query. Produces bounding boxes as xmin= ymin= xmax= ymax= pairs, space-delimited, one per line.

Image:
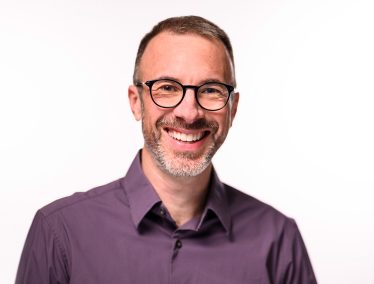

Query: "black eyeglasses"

xmin=135 ymin=79 xmax=235 ymax=111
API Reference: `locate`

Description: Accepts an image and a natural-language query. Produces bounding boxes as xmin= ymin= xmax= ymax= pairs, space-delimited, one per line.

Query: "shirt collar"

xmin=121 ymin=151 xmax=161 ymax=229
xmin=201 ymin=169 xmax=231 ymax=235
xmin=121 ymin=150 xmax=231 ymax=235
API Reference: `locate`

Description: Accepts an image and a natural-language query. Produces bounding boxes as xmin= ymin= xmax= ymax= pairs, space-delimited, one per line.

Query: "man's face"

xmin=131 ymin=32 xmax=239 ymax=177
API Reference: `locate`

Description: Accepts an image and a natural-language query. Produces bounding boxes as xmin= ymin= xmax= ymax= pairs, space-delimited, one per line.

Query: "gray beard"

xmin=141 ymin=117 xmax=220 ymax=177
xmin=144 ymin=134 xmax=216 ymax=177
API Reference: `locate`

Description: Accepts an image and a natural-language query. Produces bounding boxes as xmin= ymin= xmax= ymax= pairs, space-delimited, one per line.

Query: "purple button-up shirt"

xmin=16 ymin=152 xmax=317 ymax=283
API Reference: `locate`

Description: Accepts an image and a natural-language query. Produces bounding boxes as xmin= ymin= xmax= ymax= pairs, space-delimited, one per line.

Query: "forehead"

xmin=138 ymin=32 xmax=233 ymax=83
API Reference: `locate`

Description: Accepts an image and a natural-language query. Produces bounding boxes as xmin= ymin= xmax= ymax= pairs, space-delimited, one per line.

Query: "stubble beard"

xmin=142 ymin=114 xmax=224 ymax=177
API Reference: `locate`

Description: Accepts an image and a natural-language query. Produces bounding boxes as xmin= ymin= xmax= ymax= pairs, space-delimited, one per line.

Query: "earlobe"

xmin=128 ymin=85 xmax=142 ymax=121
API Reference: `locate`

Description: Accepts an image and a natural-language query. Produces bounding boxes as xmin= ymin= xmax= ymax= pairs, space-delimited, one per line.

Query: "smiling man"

xmin=16 ymin=16 xmax=317 ymax=283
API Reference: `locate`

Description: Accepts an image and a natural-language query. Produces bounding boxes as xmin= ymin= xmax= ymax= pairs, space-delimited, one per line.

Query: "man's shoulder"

xmin=39 ymin=178 xmax=126 ymax=217
xmin=223 ymin=183 xmax=292 ymax=229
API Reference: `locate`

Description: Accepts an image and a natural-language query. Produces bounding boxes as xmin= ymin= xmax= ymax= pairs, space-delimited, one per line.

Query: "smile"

xmin=166 ymin=129 xmax=207 ymax=142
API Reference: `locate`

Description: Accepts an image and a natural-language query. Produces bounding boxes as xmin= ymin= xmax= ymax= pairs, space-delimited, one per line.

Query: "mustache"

xmin=156 ymin=117 xmax=218 ymax=131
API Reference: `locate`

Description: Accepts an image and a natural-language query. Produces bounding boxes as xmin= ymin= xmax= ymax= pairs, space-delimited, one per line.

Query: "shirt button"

xmin=160 ymin=208 xmax=166 ymax=216
xmin=175 ymin=239 xmax=182 ymax=249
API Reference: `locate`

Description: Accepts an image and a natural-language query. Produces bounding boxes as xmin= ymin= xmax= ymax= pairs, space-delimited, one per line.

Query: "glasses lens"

xmin=197 ymin=83 xmax=230 ymax=110
xmin=151 ymin=80 xmax=183 ymax=107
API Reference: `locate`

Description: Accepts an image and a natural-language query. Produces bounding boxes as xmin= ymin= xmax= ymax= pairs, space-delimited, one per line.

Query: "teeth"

xmin=168 ymin=130 xmax=204 ymax=142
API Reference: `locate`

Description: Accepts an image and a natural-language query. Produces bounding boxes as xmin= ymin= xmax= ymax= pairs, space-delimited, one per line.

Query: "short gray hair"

xmin=133 ymin=15 xmax=236 ymax=87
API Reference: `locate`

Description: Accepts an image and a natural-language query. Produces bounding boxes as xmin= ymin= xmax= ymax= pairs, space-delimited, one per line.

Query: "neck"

xmin=141 ymin=148 xmax=212 ymax=227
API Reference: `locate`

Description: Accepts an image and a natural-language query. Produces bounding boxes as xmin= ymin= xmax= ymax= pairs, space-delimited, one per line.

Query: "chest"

xmin=67 ymin=224 xmax=269 ymax=284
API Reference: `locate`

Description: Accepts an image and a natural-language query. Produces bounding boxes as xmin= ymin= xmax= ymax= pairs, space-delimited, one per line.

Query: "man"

xmin=16 ymin=16 xmax=317 ymax=283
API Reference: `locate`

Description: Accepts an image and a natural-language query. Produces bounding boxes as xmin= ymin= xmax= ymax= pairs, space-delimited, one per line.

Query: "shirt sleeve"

xmin=16 ymin=210 xmax=70 ymax=284
xmin=275 ymin=218 xmax=318 ymax=284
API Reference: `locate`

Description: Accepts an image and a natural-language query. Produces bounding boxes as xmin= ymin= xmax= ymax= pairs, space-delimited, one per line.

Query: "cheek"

xmin=221 ymin=117 xmax=231 ymax=136
xmin=141 ymin=100 xmax=157 ymax=124
xmin=141 ymin=105 xmax=155 ymax=135
xmin=141 ymin=105 xmax=166 ymax=133
xmin=211 ymin=113 xmax=231 ymax=138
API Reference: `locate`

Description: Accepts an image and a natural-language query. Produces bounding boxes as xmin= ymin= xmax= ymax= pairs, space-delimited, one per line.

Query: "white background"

xmin=1 ymin=0 xmax=373 ymax=283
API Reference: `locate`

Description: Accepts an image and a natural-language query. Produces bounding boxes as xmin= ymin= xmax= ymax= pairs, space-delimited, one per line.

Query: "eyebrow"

xmin=152 ymin=75 xmax=229 ymax=85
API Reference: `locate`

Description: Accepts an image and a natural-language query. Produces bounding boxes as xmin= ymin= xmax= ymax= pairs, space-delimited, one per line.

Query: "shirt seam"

xmin=39 ymin=210 xmax=70 ymax=278
xmin=41 ymin=183 xmax=124 ymax=217
xmin=278 ymin=217 xmax=296 ymax=283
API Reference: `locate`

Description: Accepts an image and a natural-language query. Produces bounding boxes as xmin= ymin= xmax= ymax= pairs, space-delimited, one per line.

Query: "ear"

xmin=128 ymin=85 xmax=142 ymax=121
xmin=229 ymin=92 xmax=239 ymax=127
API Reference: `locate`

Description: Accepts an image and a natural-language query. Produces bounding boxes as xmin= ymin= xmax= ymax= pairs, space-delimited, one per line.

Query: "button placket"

xmin=171 ymin=231 xmax=183 ymax=261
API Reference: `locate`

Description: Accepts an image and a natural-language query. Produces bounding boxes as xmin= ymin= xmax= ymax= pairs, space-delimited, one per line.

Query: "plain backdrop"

xmin=1 ymin=0 xmax=373 ymax=283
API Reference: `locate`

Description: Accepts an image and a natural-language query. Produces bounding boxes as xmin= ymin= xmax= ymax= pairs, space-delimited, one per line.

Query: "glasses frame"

xmin=135 ymin=79 xmax=235 ymax=111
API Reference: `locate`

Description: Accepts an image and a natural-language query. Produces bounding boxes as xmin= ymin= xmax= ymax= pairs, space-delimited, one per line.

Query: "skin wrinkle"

xmin=141 ymin=112 xmax=220 ymax=177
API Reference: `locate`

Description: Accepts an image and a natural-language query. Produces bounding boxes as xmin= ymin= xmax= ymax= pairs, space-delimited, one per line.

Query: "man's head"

xmin=128 ymin=16 xmax=239 ymax=177
xmin=132 ymin=16 xmax=236 ymax=87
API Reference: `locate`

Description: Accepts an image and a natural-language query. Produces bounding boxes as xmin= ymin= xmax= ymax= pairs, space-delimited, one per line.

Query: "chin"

xmin=152 ymin=145 xmax=216 ymax=177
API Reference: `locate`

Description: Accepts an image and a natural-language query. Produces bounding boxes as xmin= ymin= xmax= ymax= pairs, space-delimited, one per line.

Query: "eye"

xmin=199 ymin=84 xmax=227 ymax=98
xmin=152 ymin=80 xmax=181 ymax=93
xmin=203 ymin=87 xmax=221 ymax=94
xmin=160 ymin=84 xmax=178 ymax=92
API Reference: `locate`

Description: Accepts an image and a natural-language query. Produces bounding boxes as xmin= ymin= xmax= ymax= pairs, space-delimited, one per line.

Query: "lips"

xmin=165 ymin=127 xmax=209 ymax=143
xmin=158 ymin=118 xmax=216 ymax=145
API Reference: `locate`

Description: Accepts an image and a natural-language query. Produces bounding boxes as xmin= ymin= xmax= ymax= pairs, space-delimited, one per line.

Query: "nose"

xmin=172 ymin=88 xmax=204 ymax=123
